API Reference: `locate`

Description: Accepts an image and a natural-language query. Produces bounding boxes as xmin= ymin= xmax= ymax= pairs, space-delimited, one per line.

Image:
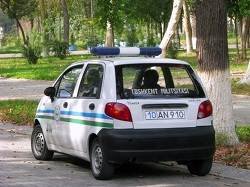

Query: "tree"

xmin=60 ymin=0 xmax=69 ymax=43
xmin=0 ymin=0 xmax=37 ymax=44
xmin=241 ymin=12 xmax=250 ymax=60
xmin=158 ymin=0 xmax=184 ymax=58
xmin=95 ymin=0 xmax=128 ymax=47
xmin=195 ymin=0 xmax=239 ymax=145
xmin=227 ymin=0 xmax=250 ymax=61
xmin=183 ymin=0 xmax=194 ymax=53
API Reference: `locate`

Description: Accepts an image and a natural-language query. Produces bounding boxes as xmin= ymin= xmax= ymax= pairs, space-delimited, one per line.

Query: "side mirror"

xmin=44 ymin=87 xmax=56 ymax=102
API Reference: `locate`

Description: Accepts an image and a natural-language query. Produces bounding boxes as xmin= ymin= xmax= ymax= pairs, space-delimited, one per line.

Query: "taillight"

xmin=105 ymin=102 xmax=132 ymax=122
xmin=197 ymin=100 xmax=213 ymax=119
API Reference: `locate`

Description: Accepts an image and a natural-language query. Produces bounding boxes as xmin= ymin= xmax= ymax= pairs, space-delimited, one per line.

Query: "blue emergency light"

xmin=90 ymin=47 xmax=162 ymax=56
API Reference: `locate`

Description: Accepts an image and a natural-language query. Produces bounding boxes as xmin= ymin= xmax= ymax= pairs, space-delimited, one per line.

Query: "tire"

xmin=187 ymin=158 xmax=213 ymax=176
xmin=90 ymin=138 xmax=114 ymax=180
xmin=31 ymin=125 xmax=54 ymax=160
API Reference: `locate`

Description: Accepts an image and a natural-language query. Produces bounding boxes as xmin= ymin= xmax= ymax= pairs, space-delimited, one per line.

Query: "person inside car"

xmin=79 ymin=69 xmax=100 ymax=97
xmin=141 ymin=69 xmax=161 ymax=89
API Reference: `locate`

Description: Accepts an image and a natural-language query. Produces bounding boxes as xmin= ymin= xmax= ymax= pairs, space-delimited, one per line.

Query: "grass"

xmin=0 ymin=100 xmax=39 ymax=126
xmin=0 ymin=45 xmax=23 ymax=54
xmin=0 ymin=54 xmax=94 ymax=80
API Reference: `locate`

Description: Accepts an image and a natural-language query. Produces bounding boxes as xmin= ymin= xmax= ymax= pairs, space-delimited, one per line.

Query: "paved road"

xmin=0 ymin=123 xmax=250 ymax=186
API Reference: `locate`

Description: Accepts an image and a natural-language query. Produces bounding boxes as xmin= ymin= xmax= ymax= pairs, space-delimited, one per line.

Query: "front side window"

xmin=115 ymin=64 xmax=205 ymax=99
xmin=55 ymin=66 xmax=83 ymax=98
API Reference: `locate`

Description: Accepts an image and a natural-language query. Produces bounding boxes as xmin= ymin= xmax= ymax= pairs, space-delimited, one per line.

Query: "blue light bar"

xmin=91 ymin=47 xmax=120 ymax=56
xmin=90 ymin=47 xmax=162 ymax=56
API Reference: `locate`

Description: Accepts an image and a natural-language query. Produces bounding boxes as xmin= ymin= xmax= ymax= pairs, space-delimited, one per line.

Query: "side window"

xmin=78 ymin=64 xmax=103 ymax=98
xmin=56 ymin=66 xmax=83 ymax=98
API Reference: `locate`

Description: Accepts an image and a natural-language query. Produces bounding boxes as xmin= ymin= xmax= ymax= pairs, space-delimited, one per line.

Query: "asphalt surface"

xmin=0 ymin=123 xmax=250 ymax=186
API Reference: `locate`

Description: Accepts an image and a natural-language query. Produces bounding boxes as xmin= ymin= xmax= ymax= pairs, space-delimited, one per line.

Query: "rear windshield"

xmin=115 ymin=63 xmax=205 ymax=99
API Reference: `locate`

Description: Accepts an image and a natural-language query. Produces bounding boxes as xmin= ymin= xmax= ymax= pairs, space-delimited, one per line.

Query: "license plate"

xmin=145 ymin=110 xmax=186 ymax=120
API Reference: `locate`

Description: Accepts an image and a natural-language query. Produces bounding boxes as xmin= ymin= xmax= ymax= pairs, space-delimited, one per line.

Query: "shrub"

xmin=50 ymin=40 xmax=69 ymax=60
xmin=22 ymin=43 xmax=42 ymax=64
xmin=167 ymin=41 xmax=178 ymax=59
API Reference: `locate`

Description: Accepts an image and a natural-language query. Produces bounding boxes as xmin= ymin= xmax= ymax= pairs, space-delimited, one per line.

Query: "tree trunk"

xmin=234 ymin=18 xmax=240 ymax=62
xmin=105 ymin=21 xmax=114 ymax=47
xmin=190 ymin=14 xmax=196 ymax=49
xmin=159 ymin=0 xmax=184 ymax=58
xmin=60 ymin=0 xmax=69 ymax=43
xmin=241 ymin=16 xmax=250 ymax=60
xmin=183 ymin=0 xmax=194 ymax=53
xmin=3 ymin=2 xmax=26 ymax=44
xmin=15 ymin=17 xmax=26 ymax=44
xmin=195 ymin=0 xmax=239 ymax=146
xmin=40 ymin=0 xmax=49 ymax=55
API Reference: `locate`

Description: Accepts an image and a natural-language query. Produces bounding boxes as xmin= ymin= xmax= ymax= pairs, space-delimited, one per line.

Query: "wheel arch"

xmin=88 ymin=133 xmax=98 ymax=155
xmin=34 ymin=119 xmax=40 ymax=127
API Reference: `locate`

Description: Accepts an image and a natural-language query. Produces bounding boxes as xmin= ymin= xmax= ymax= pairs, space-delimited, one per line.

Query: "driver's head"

xmin=143 ymin=69 xmax=159 ymax=85
xmin=86 ymin=69 xmax=100 ymax=84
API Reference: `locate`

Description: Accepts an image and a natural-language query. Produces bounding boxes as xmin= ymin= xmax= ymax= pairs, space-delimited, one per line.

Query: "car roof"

xmin=71 ymin=57 xmax=190 ymax=67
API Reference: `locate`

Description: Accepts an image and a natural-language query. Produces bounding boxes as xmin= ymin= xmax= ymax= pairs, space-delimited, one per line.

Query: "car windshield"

xmin=115 ymin=63 xmax=205 ymax=99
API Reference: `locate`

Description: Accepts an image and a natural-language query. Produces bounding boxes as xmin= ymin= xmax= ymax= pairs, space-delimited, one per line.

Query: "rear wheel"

xmin=90 ymin=138 xmax=114 ymax=180
xmin=31 ymin=125 xmax=54 ymax=160
xmin=187 ymin=158 xmax=213 ymax=176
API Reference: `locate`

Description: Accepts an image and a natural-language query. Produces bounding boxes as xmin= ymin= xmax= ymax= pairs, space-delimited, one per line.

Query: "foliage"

xmin=215 ymin=132 xmax=230 ymax=146
xmin=167 ymin=41 xmax=179 ymax=59
xmin=50 ymin=40 xmax=69 ymax=60
xmin=0 ymin=0 xmax=37 ymax=19
xmin=227 ymin=0 xmax=250 ymax=19
xmin=22 ymin=43 xmax=42 ymax=64
xmin=236 ymin=125 xmax=250 ymax=142
xmin=0 ymin=0 xmax=38 ymax=43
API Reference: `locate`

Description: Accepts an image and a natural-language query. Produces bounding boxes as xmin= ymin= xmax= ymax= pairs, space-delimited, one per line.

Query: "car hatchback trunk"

xmin=118 ymin=99 xmax=202 ymax=129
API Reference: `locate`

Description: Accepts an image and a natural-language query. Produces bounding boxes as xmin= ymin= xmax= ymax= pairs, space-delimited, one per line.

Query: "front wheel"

xmin=187 ymin=158 xmax=213 ymax=176
xmin=31 ymin=125 xmax=54 ymax=160
xmin=90 ymin=138 xmax=114 ymax=180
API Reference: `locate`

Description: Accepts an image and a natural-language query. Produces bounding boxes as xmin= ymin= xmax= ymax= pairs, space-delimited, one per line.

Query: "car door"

xmin=51 ymin=65 xmax=84 ymax=148
xmin=56 ymin=63 xmax=105 ymax=154
xmin=115 ymin=63 xmax=207 ymax=129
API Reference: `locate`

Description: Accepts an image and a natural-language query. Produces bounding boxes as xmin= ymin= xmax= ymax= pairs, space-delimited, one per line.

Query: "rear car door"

xmin=115 ymin=62 xmax=208 ymax=129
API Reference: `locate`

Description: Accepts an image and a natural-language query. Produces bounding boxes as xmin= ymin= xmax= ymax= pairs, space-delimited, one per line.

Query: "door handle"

xmin=89 ymin=103 xmax=95 ymax=110
xmin=63 ymin=102 xmax=68 ymax=108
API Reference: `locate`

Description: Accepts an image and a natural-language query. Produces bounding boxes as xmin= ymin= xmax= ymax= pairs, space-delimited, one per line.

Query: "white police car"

xmin=31 ymin=47 xmax=215 ymax=180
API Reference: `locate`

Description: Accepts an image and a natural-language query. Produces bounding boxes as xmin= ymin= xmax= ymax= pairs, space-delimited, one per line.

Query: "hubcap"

xmin=92 ymin=145 xmax=103 ymax=174
xmin=34 ymin=132 xmax=45 ymax=155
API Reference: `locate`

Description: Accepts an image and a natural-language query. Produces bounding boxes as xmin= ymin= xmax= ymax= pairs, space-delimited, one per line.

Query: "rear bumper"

xmin=98 ymin=126 xmax=215 ymax=163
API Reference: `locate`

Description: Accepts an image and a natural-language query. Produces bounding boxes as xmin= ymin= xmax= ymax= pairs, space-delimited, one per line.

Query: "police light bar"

xmin=90 ymin=47 xmax=162 ymax=56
